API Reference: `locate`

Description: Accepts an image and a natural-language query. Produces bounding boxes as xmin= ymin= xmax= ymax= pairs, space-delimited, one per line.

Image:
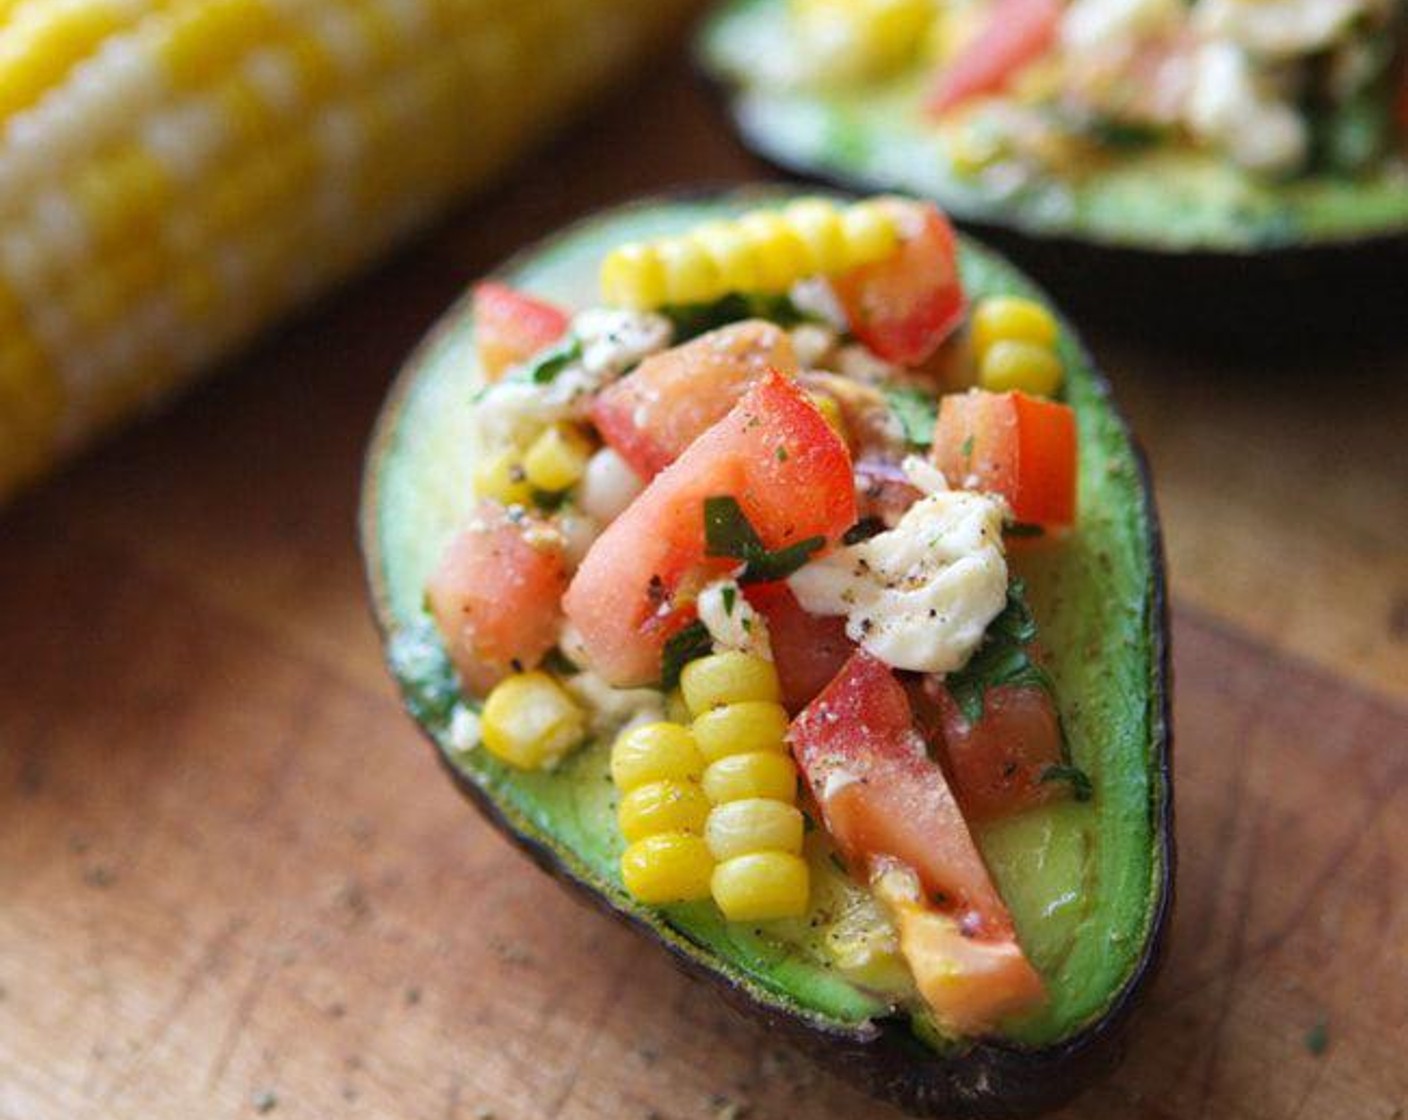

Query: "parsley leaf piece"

xmin=943 ymin=578 xmax=1052 ymax=725
xmin=660 ymin=621 xmax=711 ymax=690
xmin=662 ymin=293 xmax=806 ymax=340
xmin=520 ymin=336 xmax=582 ymax=384
xmin=1004 ymin=522 xmax=1046 ymax=539
xmin=885 ymin=386 xmax=938 ymax=447
xmin=721 ymin=585 xmax=737 ymax=616
xmin=1040 ymin=764 xmax=1093 ymax=802
xmin=703 ymin=495 xmax=825 ymax=584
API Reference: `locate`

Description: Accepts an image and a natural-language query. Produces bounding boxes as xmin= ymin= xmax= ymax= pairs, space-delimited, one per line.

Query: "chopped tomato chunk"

xmin=565 ymin=372 xmax=855 ymax=686
xmin=745 ymin=582 xmax=854 ymax=713
xmin=830 ymin=199 xmax=966 ymax=366
xmin=932 ymin=389 xmax=1077 ymax=527
xmin=472 ymin=282 xmax=570 ymax=381
xmin=925 ymin=0 xmax=1062 ymax=116
xmin=427 ymin=502 xmax=568 ymax=695
xmin=591 ymin=320 xmax=798 ymax=479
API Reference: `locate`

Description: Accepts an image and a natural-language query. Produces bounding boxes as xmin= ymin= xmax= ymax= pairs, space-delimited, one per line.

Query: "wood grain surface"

xmin=2 ymin=57 xmax=1406 ymax=1120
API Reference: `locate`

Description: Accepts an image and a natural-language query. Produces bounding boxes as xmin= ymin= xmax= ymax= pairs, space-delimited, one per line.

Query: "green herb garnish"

xmin=660 ymin=621 xmax=712 ymax=690
xmin=704 ymin=495 xmax=824 ymax=584
xmin=721 ymin=584 xmax=737 ymax=616
xmin=1004 ymin=522 xmax=1045 ymax=539
xmin=1040 ymin=764 xmax=1093 ymax=802
xmin=885 ymin=386 xmax=937 ymax=448
xmin=1304 ymin=1019 xmax=1330 ymax=1056
xmin=944 ymin=578 xmax=1054 ymax=725
xmin=662 ymin=293 xmax=806 ymax=340
xmin=520 ymin=336 xmax=582 ymax=384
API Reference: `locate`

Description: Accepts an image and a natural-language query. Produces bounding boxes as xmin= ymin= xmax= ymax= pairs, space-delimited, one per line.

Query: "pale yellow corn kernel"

xmin=621 ymin=832 xmax=715 ymax=903
xmin=480 ymin=672 xmax=586 ymax=770
xmin=610 ymin=722 xmax=704 ymax=791
xmin=705 ymin=798 xmax=805 ymax=861
xmin=680 ymin=652 xmax=781 ymax=716
xmin=737 ymin=212 xmax=811 ymax=292
xmin=657 ymin=236 xmax=722 ymax=306
xmin=711 ymin=851 xmax=810 ymax=921
xmin=943 ymin=123 xmax=1005 ymax=178
xmin=617 ymin=778 xmax=710 ymax=842
xmin=472 ymin=448 xmax=534 ymax=506
xmin=979 ymin=340 xmax=1064 ymax=398
xmin=691 ymin=701 xmax=790 ymax=763
xmin=665 ymin=688 xmax=692 ymax=725
xmin=601 ymin=243 xmax=667 ymax=310
xmin=781 ymin=199 xmax=848 ymax=274
xmin=970 ymin=297 xmax=1060 ymax=359
xmin=693 ymin=221 xmax=762 ymax=295
xmin=807 ymin=391 xmax=848 ymax=442
xmin=523 ymin=423 xmax=592 ymax=492
xmin=702 ymin=751 xmax=797 ymax=805
xmin=840 ymin=200 xmax=900 ymax=268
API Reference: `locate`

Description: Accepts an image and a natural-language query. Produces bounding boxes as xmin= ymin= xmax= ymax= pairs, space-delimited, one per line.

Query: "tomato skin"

xmin=565 ymin=372 xmax=855 ymax=687
xmin=745 ymin=582 xmax=854 ymax=713
xmin=925 ymin=0 xmax=1062 ymax=116
xmin=932 ymin=389 xmax=1077 ymax=527
xmin=831 ymin=199 xmax=966 ymax=366
xmin=591 ymin=320 xmax=798 ymax=479
xmin=472 ymin=282 xmax=570 ymax=381
xmin=427 ymin=503 xmax=569 ymax=696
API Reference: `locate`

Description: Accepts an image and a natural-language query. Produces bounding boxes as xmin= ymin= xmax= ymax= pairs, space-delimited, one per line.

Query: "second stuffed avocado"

xmin=699 ymin=0 xmax=1408 ymax=255
xmin=362 ymin=188 xmax=1170 ymax=1117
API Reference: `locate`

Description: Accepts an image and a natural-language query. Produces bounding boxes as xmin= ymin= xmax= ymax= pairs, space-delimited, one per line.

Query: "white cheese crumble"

xmin=1193 ymin=0 xmax=1381 ymax=59
xmin=572 ymin=308 xmax=673 ymax=380
xmin=1061 ymin=0 xmax=1181 ymax=52
xmin=446 ymin=704 xmax=483 ymax=754
xmin=697 ymin=578 xmax=772 ymax=660
xmin=564 ymin=671 xmax=666 ymax=737
xmin=1184 ymin=42 xmax=1307 ymax=173
xmin=788 ymin=471 xmax=1008 ymax=675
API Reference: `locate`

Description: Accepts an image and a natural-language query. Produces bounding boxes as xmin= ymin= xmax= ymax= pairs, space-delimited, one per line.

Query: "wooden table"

xmin=3 ymin=58 xmax=1406 ymax=1120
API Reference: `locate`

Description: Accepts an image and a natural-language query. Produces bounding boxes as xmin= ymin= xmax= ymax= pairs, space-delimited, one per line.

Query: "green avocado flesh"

xmin=364 ymin=190 xmax=1166 ymax=1051
xmin=699 ymin=0 xmax=1408 ymax=252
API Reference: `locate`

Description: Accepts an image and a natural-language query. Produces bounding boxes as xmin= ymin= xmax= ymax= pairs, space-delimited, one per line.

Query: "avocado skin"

xmin=359 ymin=188 xmax=1174 ymax=1118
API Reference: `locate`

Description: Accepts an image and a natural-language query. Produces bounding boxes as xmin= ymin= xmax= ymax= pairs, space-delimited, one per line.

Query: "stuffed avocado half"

xmin=698 ymin=0 xmax=1408 ymax=254
xmin=362 ymin=188 xmax=1171 ymax=1118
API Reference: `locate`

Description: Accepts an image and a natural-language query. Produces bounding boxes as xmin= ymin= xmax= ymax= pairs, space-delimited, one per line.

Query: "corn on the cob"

xmin=0 ymin=0 xmax=695 ymax=502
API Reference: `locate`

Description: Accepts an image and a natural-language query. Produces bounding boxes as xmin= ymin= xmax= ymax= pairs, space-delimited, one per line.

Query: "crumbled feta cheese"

xmin=788 ymin=488 xmax=1008 ymax=674
xmin=578 ymin=447 xmax=645 ymax=522
xmin=833 ymin=343 xmax=904 ymax=384
xmin=790 ymin=322 xmax=840 ymax=369
xmin=1193 ymin=0 xmax=1381 ymax=59
xmin=572 ymin=309 xmax=673 ymax=379
xmin=1184 ymin=42 xmax=1307 ymax=173
xmin=788 ymin=277 xmax=848 ymax=330
xmin=902 ymin=454 xmax=950 ymax=496
xmin=697 ymin=579 xmax=772 ymax=660
xmin=564 ymin=670 xmax=666 ymax=737
xmin=1061 ymin=0 xmax=1180 ymax=52
xmin=446 ymin=704 xmax=482 ymax=754
xmin=468 ymin=380 xmax=572 ymax=455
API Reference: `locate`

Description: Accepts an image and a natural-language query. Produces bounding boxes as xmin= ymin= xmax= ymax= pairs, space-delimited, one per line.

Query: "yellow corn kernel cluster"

xmin=682 ymin=653 xmax=810 ymax=923
xmin=472 ymin=421 xmax=594 ymax=506
xmin=599 ymin=198 xmax=901 ymax=311
xmin=612 ymin=721 xmax=713 ymax=904
xmin=970 ymin=296 xmax=1064 ymax=397
xmin=480 ymin=671 xmax=587 ymax=770
xmin=790 ymin=0 xmax=935 ymax=80
xmin=0 ymin=0 xmax=695 ymax=504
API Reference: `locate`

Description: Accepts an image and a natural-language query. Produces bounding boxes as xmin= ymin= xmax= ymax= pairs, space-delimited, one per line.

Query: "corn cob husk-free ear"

xmin=0 ymin=0 xmax=695 ymax=502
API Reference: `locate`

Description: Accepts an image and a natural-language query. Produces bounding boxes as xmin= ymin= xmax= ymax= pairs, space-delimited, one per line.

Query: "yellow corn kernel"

xmin=621 ymin=832 xmax=715 ymax=903
xmin=840 ymin=199 xmax=900 ymax=268
xmin=702 ymin=751 xmax=797 ymax=805
xmin=979 ymin=340 xmax=1064 ymax=397
xmin=692 ymin=221 xmax=761 ymax=295
xmin=665 ymin=688 xmax=692 ymax=725
xmin=807 ymin=391 xmax=848 ymax=442
xmin=705 ymin=798 xmax=805 ymax=861
xmin=782 ymin=199 xmax=848 ymax=275
xmin=737 ymin=211 xmax=811 ymax=292
xmin=522 ymin=423 xmax=592 ymax=492
xmin=680 ymin=652 xmax=781 ymax=716
xmin=480 ymin=672 xmax=586 ymax=770
xmin=617 ymin=779 xmax=710 ymax=843
xmin=657 ymin=236 xmax=721 ymax=306
xmin=610 ymin=722 xmax=704 ymax=791
xmin=711 ymin=851 xmax=810 ymax=921
xmin=472 ymin=448 xmax=534 ymax=506
xmin=691 ymin=701 xmax=790 ymax=763
xmin=600 ymin=243 xmax=667 ymax=310
xmin=970 ymin=296 xmax=1060 ymax=359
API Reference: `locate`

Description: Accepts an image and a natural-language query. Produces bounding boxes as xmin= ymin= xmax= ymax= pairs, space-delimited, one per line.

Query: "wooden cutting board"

xmin=2 ymin=62 xmax=1405 ymax=1120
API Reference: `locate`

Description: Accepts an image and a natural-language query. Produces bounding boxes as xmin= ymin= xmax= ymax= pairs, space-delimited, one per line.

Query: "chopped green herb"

xmin=661 ymin=292 xmax=806 ymax=340
xmin=1305 ymin=1019 xmax=1329 ymax=1056
xmin=943 ymin=579 xmax=1053 ymax=725
xmin=827 ymin=852 xmax=848 ymax=876
xmin=721 ymin=585 xmax=737 ymax=616
xmin=519 ymin=336 xmax=582 ymax=384
xmin=1040 ymin=764 xmax=1093 ymax=802
xmin=842 ymin=517 xmax=885 ymax=546
xmin=703 ymin=495 xmax=825 ymax=584
xmin=1004 ymin=522 xmax=1045 ymax=539
xmin=960 ymin=434 xmax=975 ymax=460
xmin=542 ymin=647 xmax=579 ymax=675
xmin=885 ymin=386 xmax=938 ymax=447
xmin=660 ymin=621 xmax=711 ymax=690
xmin=776 ymin=444 xmax=789 ymax=462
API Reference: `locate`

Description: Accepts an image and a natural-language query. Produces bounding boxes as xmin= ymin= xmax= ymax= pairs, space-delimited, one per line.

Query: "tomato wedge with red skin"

xmin=932 ymin=389 xmax=1077 ymax=527
xmin=745 ymin=582 xmax=854 ymax=713
xmin=565 ymin=371 xmax=855 ymax=687
xmin=591 ymin=320 xmax=798 ymax=479
xmin=925 ymin=0 xmax=1062 ymax=116
xmin=427 ymin=502 xmax=568 ymax=695
xmin=472 ymin=282 xmax=570 ymax=381
xmin=830 ymin=199 xmax=966 ymax=366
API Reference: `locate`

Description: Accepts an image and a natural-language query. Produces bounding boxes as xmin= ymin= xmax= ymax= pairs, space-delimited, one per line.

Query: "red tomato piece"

xmin=745 ymin=582 xmax=854 ymax=713
xmin=591 ymin=320 xmax=798 ymax=479
xmin=925 ymin=0 xmax=1062 ymax=116
xmin=472 ymin=281 xmax=570 ymax=382
xmin=830 ymin=199 xmax=966 ymax=366
xmin=427 ymin=502 xmax=569 ymax=695
xmin=931 ymin=389 xmax=1077 ymax=526
xmin=564 ymin=372 xmax=855 ymax=687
